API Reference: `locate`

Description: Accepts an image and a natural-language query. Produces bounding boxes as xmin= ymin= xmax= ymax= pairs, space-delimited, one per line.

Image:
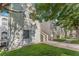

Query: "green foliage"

xmin=35 ymin=3 xmax=79 ymax=38
xmin=35 ymin=3 xmax=66 ymax=22
xmin=54 ymin=39 xmax=66 ymax=42
xmin=35 ymin=4 xmax=79 ymax=30
xmin=70 ymin=39 xmax=79 ymax=44
xmin=56 ymin=4 xmax=79 ymax=30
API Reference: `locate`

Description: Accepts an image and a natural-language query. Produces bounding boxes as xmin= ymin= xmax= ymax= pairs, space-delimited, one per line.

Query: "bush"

xmin=65 ymin=36 xmax=71 ymax=39
xmin=70 ymin=39 xmax=79 ymax=44
xmin=53 ymin=39 xmax=66 ymax=42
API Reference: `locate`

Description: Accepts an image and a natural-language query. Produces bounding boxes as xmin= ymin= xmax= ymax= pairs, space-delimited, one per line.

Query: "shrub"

xmin=70 ymin=39 xmax=79 ymax=44
xmin=53 ymin=39 xmax=66 ymax=42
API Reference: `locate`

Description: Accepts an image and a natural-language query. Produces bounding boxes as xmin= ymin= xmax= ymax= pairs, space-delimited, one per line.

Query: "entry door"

xmin=23 ymin=30 xmax=32 ymax=44
xmin=23 ymin=30 xmax=30 ymax=39
xmin=1 ymin=32 xmax=8 ymax=47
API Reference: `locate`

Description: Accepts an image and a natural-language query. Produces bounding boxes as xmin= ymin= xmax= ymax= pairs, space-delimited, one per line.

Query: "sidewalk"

xmin=44 ymin=41 xmax=79 ymax=51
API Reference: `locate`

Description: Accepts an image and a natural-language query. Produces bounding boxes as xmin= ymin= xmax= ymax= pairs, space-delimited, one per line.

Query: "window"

xmin=2 ymin=22 xmax=7 ymax=25
xmin=0 ymin=42 xmax=7 ymax=47
xmin=0 ymin=32 xmax=8 ymax=47
xmin=2 ymin=18 xmax=7 ymax=21
xmin=1 ymin=32 xmax=8 ymax=40
xmin=23 ymin=30 xmax=30 ymax=39
xmin=2 ymin=18 xmax=8 ymax=26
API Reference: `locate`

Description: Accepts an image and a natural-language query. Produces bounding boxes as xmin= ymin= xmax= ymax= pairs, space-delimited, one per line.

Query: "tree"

xmin=57 ymin=4 xmax=79 ymax=39
xmin=34 ymin=3 xmax=79 ymax=39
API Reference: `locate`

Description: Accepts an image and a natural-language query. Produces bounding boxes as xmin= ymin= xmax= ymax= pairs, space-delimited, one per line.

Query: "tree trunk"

xmin=69 ymin=30 xmax=73 ymax=37
xmin=75 ymin=27 xmax=79 ymax=39
xmin=64 ymin=29 xmax=67 ymax=38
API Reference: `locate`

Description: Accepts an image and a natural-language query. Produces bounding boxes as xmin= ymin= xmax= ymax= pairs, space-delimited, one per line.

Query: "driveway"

xmin=44 ymin=41 xmax=79 ymax=51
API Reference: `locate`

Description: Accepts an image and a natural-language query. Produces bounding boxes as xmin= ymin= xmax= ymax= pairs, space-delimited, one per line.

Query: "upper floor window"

xmin=2 ymin=18 xmax=7 ymax=21
xmin=2 ymin=22 xmax=7 ymax=25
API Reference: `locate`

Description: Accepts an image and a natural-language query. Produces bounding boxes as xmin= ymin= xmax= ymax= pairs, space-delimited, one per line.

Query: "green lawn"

xmin=1 ymin=43 xmax=79 ymax=56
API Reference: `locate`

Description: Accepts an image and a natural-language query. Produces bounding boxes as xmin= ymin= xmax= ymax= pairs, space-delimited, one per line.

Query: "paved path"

xmin=44 ymin=41 xmax=79 ymax=51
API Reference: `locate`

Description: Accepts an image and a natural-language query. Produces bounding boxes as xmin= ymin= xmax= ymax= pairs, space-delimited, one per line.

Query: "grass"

xmin=1 ymin=43 xmax=79 ymax=56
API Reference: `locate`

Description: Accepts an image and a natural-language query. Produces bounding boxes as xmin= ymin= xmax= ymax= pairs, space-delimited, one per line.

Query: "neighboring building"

xmin=40 ymin=21 xmax=52 ymax=42
xmin=0 ymin=3 xmax=40 ymax=50
xmin=40 ymin=20 xmax=77 ymax=42
xmin=0 ymin=15 xmax=9 ymax=48
xmin=9 ymin=3 xmax=41 ymax=50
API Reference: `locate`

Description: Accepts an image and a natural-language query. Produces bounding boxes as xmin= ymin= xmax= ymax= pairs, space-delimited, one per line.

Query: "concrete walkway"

xmin=44 ymin=41 xmax=79 ymax=51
